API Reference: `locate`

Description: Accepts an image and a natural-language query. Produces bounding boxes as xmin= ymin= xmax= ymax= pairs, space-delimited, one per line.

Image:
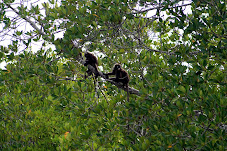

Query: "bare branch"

xmin=131 ymin=3 xmax=192 ymax=14
xmin=6 ymin=4 xmax=46 ymax=36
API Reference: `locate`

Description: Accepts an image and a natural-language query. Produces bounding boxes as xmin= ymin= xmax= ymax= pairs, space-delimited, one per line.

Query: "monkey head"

xmin=84 ymin=52 xmax=89 ymax=58
xmin=114 ymin=64 xmax=121 ymax=71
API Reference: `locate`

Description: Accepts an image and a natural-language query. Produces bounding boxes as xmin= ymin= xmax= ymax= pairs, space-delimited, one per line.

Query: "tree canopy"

xmin=0 ymin=0 xmax=226 ymax=150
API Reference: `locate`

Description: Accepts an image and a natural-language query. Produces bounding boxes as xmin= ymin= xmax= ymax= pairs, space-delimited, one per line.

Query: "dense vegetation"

xmin=0 ymin=0 xmax=226 ymax=150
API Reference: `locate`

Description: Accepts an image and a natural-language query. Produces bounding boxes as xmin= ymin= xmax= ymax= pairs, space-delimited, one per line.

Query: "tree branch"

xmin=130 ymin=3 xmax=192 ymax=14
xmin=6 ymin=4 xmax=46 ymax=36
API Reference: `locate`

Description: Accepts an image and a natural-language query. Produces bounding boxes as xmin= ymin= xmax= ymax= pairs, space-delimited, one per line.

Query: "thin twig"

xmin=6 ymin=4 xmax=46 ymax=36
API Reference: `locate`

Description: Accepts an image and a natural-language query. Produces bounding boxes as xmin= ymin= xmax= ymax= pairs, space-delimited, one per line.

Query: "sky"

xmin=0 ymin=0 xmax=49 ymax=69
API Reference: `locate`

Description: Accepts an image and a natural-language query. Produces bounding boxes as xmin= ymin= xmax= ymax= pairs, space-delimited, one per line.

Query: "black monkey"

xmin=105 ymin=64 xmax=130 ymax=101
xmin=84 ymin=52 xmax=99 ymax=79
xmin=83 ymin=52 xmax=100 ymax=98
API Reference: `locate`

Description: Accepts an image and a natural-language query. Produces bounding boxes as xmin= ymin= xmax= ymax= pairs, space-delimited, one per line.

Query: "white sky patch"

xmin=0 ymin=0 xmax=49 ymax=69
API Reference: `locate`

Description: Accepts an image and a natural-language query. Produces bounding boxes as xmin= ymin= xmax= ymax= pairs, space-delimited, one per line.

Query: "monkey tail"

xmin=126 ymin=84 xmax=129 ymax=102
xmin=92 ymin=75 xmax=99 ymax=98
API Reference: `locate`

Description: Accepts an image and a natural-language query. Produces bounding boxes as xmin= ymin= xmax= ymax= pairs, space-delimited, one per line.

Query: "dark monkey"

xmin=84 ymin=52 xmax=99 ymax=79
xmin=105 ymin=64 xmax=130 ymax=101
xmin=83 ymin=52 xmax=100 ymax=97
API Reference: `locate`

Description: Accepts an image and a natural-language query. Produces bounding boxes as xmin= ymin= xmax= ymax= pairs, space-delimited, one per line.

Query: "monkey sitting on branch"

xmin=83 ymin=52 xmax=100 ymax=79
xmin=82 ymin=51 xmax=102 ymax=98
xmin=104 ymin=63 xmax=130 ymax=101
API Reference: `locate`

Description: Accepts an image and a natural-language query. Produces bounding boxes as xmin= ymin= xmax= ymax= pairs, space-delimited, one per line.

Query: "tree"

xmin=0 ymin=0 xmax=226 ymax=150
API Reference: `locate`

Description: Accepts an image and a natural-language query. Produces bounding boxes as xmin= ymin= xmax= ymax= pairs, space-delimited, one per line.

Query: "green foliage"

xmin=0 ymin=0 xmax=226 ymax=150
